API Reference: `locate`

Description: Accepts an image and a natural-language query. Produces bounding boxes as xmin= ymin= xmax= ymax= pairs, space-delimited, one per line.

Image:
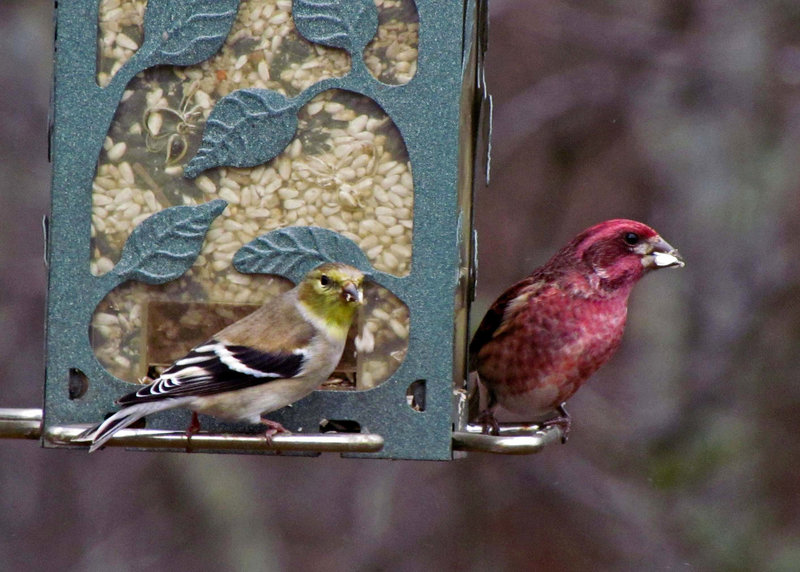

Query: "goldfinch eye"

xmin=623 ymin=232 xmax=640 ymax=245
xmin=319 ymin=274 xmax=332 ymax=287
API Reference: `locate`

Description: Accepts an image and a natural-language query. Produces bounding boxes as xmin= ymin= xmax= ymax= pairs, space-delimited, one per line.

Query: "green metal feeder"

xmin=31 ymin=0 xmax=561 ymax=459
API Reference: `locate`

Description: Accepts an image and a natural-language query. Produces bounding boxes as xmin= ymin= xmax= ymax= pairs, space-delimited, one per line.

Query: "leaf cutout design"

xmin=293 ymin=0 xmax=379 ymax=54
xmin=233 ymin=226 xmax=371 ymax=283
xmin=142 ymin=0 xmax=239 ymax=67
xmin=183 ymin=89 xmax=298 ymax=178
xmin=112 ymin=200 xmax=227 ymax=284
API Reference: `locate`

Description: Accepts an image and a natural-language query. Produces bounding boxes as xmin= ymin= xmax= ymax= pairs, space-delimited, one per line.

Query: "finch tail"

xmin=75 ymin=400 xmax=187 ymax=453
xmin=467 ymin=373 xmax=482 ymax=422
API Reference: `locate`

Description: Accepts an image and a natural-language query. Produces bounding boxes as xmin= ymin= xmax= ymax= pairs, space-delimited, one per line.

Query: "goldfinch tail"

xmin=74 ymin=401 xmax=182 ymax=453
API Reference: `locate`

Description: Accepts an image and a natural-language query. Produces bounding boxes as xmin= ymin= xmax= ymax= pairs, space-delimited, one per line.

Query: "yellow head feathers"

xmin=297 ymin=263 xmax=365 ymax=338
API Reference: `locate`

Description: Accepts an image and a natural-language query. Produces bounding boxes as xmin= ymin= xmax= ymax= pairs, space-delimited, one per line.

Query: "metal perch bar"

xmin=1 ymin=408 xmax=563 ymax=455
xmin=48 ymin=425 xmax=386 ymax=453
xmin=0 ymin=408 xmax=384 ymax=453
xmin=452 ymin=422 xmax=564 ymax=454
xmin=0 ymin=408 xmax=43 ymax=439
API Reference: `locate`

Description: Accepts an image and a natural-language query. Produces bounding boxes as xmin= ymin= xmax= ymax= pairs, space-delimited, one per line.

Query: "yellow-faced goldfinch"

xmin=76 ymin=262 xmax=364 ymax=452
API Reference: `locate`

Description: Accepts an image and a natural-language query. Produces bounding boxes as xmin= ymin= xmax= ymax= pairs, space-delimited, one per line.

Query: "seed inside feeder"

xmin=91 ymin=0 xmax=419 ymax=389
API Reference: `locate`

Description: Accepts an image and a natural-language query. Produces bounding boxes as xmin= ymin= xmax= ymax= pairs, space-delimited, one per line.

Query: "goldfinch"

xmin=76 ymin=262 xmax=365 ymax=452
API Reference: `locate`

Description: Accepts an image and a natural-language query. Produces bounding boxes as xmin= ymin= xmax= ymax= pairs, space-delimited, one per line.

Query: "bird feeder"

xmin=32 ymin=0 xmax=558 ymax=460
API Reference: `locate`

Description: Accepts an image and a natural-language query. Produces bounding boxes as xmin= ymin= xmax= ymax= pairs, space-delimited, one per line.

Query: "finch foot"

xmin=476 ymin=409 xmax=501 ymax=436
xmin=260 ymin=417 xmax=291 ymax=444
xmin=541 ymin=404 xmax=571 ymax=444
xmin=185 ymin=411 xmax=201 ymax=452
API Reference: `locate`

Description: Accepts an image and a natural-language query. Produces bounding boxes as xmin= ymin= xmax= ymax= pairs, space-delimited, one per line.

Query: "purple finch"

xmin=469 ymin=219 xmax=684 ymax=440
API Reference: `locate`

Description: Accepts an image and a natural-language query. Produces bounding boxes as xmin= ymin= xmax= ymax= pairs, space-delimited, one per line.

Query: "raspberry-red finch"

xmin=469 ymin=219 xmax=684 ymax=440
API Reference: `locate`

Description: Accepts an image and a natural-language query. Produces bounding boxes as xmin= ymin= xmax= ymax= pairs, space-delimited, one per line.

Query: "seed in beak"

xmin=651 ymin=250 xmax=684 ymax=268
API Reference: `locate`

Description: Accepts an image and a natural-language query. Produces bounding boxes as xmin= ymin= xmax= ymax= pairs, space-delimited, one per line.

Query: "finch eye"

xmin=623 ymin=232 xmax=640 ymax=245
xmin=320 ymin=274 xmax=332 ymax=287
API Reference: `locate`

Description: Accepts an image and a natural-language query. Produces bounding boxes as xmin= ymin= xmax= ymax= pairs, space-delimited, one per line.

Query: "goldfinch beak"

xmin=342 ymin=282 xmax=364 ymax=304
xmin=643 ymin=237 xmax=685 ymax=269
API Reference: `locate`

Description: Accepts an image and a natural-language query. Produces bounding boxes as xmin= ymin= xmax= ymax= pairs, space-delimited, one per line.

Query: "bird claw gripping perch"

xmin=540 ymin=404 xmax=571 ymax=444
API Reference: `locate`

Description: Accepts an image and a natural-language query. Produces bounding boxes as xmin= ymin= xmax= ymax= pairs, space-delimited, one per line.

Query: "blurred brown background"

xmin=3 ymin=0 xmax=800 ymax=569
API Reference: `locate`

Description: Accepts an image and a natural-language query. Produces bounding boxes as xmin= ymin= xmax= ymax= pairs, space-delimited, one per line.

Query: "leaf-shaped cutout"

xmin=233 ymin=226 xmax=371 ymax=283
xmin=142 ymin=0 xmax=239 ymax=67
xmin=183 ymin=89 xmax=299 ymax=178
xmin=293 ymin=0 xmax=379 ymax=54
xmin=111 ymin=199 xmax=227 ymax=284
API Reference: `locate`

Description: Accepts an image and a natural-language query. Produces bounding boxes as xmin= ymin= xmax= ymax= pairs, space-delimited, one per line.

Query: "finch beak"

xmin=643 ymin=237 xmax=685 ymax=269
xmin=342 ymin=282 xmax=364 ymax=304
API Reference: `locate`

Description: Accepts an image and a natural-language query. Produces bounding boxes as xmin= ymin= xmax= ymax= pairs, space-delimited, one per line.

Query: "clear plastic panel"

xmin=92 ymin=1 xmax=416 ymax=389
